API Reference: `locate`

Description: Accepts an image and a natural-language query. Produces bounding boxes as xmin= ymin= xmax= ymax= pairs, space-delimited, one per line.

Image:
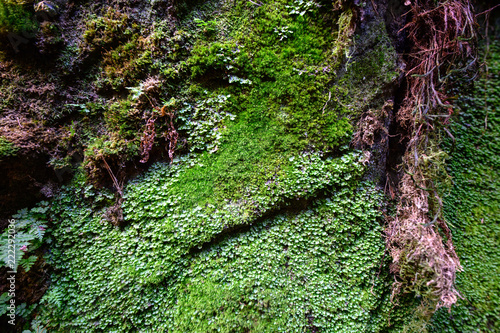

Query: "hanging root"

xmin=387 ymin=170 xmax=461 ymax=310
xmin=139 ymin=115 xmax=157 ymax=164
xmin=164 ymin=112 xmax=178 ymax=163
xmin=387 ymin=0 xmax=477 ymax=316
xmin=139 ymin=104 xmax=179 ymax=164
xmin=397 ymin=0 xmax=477 ymax=132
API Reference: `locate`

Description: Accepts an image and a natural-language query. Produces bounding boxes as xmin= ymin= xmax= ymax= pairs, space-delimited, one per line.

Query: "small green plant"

xmin=24 ymin=318 xmax=48 ymax=333
xmin=194 ymin=18 xmax=217 ymax=36
xmin=0 ymin=202 xmax=49 ymax=272
xmin=19 ymin=255 xmax=37 ymax=272
xmin=0 ymin=292 xmax=11 ymax=317
xmin=0 ymin=136 xmax=18 ymax=159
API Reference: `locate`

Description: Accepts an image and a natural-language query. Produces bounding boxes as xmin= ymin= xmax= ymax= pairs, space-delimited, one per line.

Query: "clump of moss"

xmin=0 ymin=136 xmax=19 ymax=159
xmin=0 ymin=0 xmax=37 ymax=36
xmin=80 ymin=7 xmax=131 ymax=54
xmin=98 ymin=35 xmax=153 ymax=91
xmin=80 ymin=7 xmax=155 ymax=91
xmin=339 ymin=19 xmax=399 ymax=112
xmin=83 ymin=133 xmax=138 ymax=184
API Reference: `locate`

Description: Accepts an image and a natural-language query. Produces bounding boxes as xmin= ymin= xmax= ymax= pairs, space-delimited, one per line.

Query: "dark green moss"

xmin=0 ymin=0 xmax=37 ymax=36
xmin=81 ymin=8 xmax=131 ymax=53
xmin=429 ymin=40 xmax=500 ymax=332
xmin=339 ymin=19 xmax=398 ymax=112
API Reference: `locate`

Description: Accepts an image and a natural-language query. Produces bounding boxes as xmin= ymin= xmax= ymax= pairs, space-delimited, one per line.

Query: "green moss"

xmin=80 ymin=7 xmax=154 ymax=91
xmin=2 ymin=0 xmax=415 ymax=331
xmin=183 ymin=0 xmax=356 ymax=152
xmin=38 ymin=150 xmax=402 ymax=331
xmin=81 ymin=8 xmax=131 ymax=53
xmin=0 ymin=136 xmax=18 ymax=159
xmin=173 ymin=188 xmax=388 ymax=333
xmin=339 ymin=19 xmax=398 ymax=112
xmin=83 ymin=133 xmax=139 ymax=181
xmin=105 ymin=99 xmax=141 ymax=138
xmin=428 ymin=40 xmax=500 ymax=332
xmin=0 ymin=0 xmax=37 ymax=36
xmin=98 ymin=35 xmax=153 ymax=91
xmin=188 ymin=41 xmax=241 ymax=78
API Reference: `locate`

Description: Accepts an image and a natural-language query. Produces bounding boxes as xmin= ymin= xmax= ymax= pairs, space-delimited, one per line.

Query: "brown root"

xmin=139 ymin=115 xmax=157 ymax=164
xmin=163 ymin=111 xmax=178 ymax=163
xmin=387 ymin=0 xmax=477 ymax=315
xmin=139 ymin=103 xmax=179 ymax=164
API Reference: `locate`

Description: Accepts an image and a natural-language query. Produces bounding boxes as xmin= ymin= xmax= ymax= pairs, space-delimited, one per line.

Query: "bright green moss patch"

xmin=183 ymin=0 xmax=355 ymax=152
xmin=170 ymin=117 xmax=286 ymax=209
xmin=429 ymin=41 xmax=500 ymax=332
xmin=0 ymin=136 xmax=18 ymax=159
xmin=39 ymin=156 xmax=401 ymax=331
xmin=174 ymin=187 xmax=387 ymax=333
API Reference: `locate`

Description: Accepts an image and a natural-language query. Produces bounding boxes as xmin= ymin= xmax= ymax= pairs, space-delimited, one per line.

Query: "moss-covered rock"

xmin=2 ymin=0 xmax=497 ymax=332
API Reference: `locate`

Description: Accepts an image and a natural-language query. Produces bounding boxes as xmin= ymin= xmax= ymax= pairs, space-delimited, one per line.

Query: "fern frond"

xmin=42 ymin=286 xmax=63 ymax=308
xmin=29 ymin=222 xmax=47 ymax=241
xmin=20 ymin=255 xmax=37 ymax=272
xmin=0 ymin=231 xmax=35 ymax=271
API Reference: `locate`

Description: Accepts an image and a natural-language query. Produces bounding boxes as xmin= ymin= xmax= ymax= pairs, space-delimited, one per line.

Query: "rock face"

xmin=0 ymin=0 xmax=497 ymax=332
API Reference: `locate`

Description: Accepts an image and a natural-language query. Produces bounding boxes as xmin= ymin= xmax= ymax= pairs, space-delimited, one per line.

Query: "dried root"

xmin=139 ymin=116 xmax=156 ymax=163
xmin=163 ymin=111 xmax=178 ymax=162
xmin=387 ymin=170 xmax=461 ymax=309
xmin=398 ymin=0 xmax=477 ymax=132
xmin=139 ymin=104 xmax=178 ymax=164
xmin=387 ymin=0 xmax=477 ymax=315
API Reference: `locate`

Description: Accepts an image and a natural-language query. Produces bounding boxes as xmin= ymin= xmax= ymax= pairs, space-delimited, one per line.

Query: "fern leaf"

xmin=20 ymin=255 xmax=37 ymax=272
xmin=0 ymin=231 xmax=35 ymax=271
xmin=30 ymin=222 xmax=47 ymax=241
xmin=42 ymin=286 xmax=63 ymax=308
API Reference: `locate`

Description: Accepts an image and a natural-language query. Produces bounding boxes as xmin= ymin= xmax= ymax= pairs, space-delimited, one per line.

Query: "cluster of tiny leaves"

xmin=428 ymin=40 xmax=500 ymax=332
xmin=38 ymin=149 xmax=402 ymax=332
xmin=177 ymin=92 xmax=235 ymax=154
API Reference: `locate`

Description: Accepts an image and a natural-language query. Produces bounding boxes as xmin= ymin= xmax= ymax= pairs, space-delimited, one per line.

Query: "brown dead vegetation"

xmin=139 ymin=115 xmax=156 ymax=163
xmin=386 ymin=0 xmax=477 ymax=315
xmin=139 ymin=104 xmax=178 ymax=164
xmin=352 ymin=100 xmax=392 ymax=149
